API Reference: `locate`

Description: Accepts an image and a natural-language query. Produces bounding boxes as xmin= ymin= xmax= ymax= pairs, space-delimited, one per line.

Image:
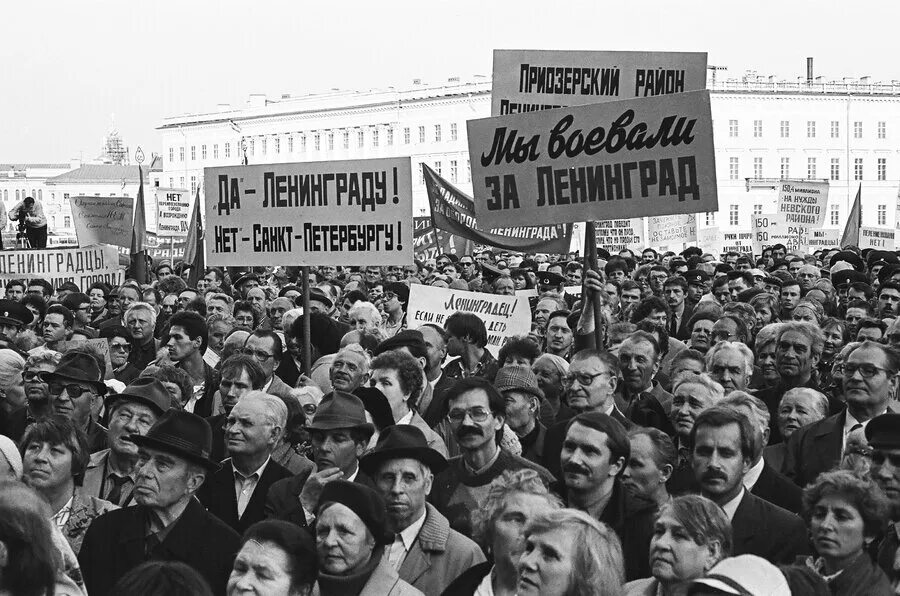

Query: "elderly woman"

xmin=753 ymin=322 xmax=784 ymax=390
xmin=441 ymin=468 xmax=562 ymax=596
xmin=819 ymin=317 xmax=848 ymax=388
xmin=668 ymin=374 xmax=725 ymax=470
xmin=140 ymin=364 xmax=191 ymax=410
xmin=791 ymin=470 xmax=892 ymax=595
xmin=792 ymin=299 xmax=825 ymax=325
xmin=517 ymin=508 xmax=625 ymax=596
xmin=20 ymin=417 xmax=117 ymax=555
xmin=750 ymin=292 xmax=780 ymax=333
xmin=315 ymin=480 xmax=421 ymax=596
xmin=625 ymin=495 xmax=731 ymax=596
xmin=228 ymin=520 xmax=318 ymax=596
xmin=532 ymin=353 xmax=568 ymax=425
xmin=622 ymin=427 xmax=675 ymax=508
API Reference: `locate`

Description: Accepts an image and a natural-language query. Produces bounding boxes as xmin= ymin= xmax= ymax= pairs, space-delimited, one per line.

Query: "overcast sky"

xmin=2 ymin=0 xmax=897 ymax=163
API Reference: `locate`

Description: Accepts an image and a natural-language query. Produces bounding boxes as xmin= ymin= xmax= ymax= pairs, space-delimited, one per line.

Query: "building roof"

xmin=0 ymin=164 xmax=72 ymax=170
xmin=45 ymin=164 xmax=152 ymax=185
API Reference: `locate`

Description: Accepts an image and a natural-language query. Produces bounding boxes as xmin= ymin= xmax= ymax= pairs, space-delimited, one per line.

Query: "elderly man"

xmin=797 ymin=264 xmax=821 ymax=292
xmin=618 ymin=331 xmax=674 ymax=433
xmin=418 ymin=325 xmax=456 ymax=427
xmin=430 ymin=377 xmax=553 ymax=537
xmin=360 ymin=425 xmax=485 ymax=594
xmin=42 ymin=352 xmax=108 ymax=452
xmin=706 ymin=341 xmax=754 ymax=393
xmin=124 ymin=303 xmax=158 ymax=373
xmin=495 ymin=365 xmax=546 ymax=464
xmin=242 ymin=330 xmax=292 ymax=399
xmin=83 ymin=378 xmax=170 ymax=506
xmin=78 ymin=410 xmax=240 ymax=596
xmin=786 ymin=340 xmax=899 ymax=488
xmin=691 ymin=407 xmax=807 ymax=564
xmin=265 ymin=391 xmax=374 ymax=527
xmin=167 ymin=311 xmax=219 ymax=417
xmin=198 ymin=392 xmax=292 ymax=533
xmin=755 ymin=321 xmax=824 ymax=445
xmin=329 ymin=343 xmax=371 ymax=393
xmin=719 ymin=392 xmax=802 ymax=513
xmin=866 ymin=414 xmax=900 ymax=585
xmin=208 ymin=353 xmax=267 ymax=463
xmin=560 ymin=411 xmax=657 ymax=580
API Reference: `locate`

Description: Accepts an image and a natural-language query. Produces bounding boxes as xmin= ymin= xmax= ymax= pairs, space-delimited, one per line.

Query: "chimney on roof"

xmin=806 ymin=57 xmax=814 ymax=84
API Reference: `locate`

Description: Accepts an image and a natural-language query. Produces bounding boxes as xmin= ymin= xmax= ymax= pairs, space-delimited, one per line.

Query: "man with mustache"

xmin=82 ymin=378 xmax=170 ymax=506
xmin=691 ymin=406 xmax=807 ymax=564
xmin=755 ymin=321 xmax=823 ymax=445
xmin=430 ymin=377 xmax=553 ymax=537
xmin=786 ymin=341 xmax=899 ymax=488
xmin=559 ymin=411 xmax=657 ymax=580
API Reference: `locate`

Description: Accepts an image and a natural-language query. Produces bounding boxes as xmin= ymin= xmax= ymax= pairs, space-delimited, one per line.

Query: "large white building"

xmin=157 ymin=71 xmax=900 ymax=245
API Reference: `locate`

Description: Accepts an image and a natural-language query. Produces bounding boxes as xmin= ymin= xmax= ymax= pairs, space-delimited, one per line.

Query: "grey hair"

xmin=124 ymin=302 xmax=157 ymax=328
xmin=672 ymin=373 xmax=724 ymax=402
xmin=781 ymin=387 xmax=830 ymax=419
xmin=237 ymin=391 xmax=288 ymax=429
xmin=335 ymin=343 xmax=372 ymax=373
xmin=719 ymin=390 xmax=771 ymax=433
xmin=705 ymin=341 xmax=755 ymax=376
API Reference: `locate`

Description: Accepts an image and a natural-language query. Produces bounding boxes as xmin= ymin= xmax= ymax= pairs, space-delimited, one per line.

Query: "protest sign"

xmin=648 ymin=214 xmax=697 ymax=246
xmin=516 ymin=288 xmax=538 ymax=299
xmin=423 ymin=165 xmax=573 ymax=254
xmin=468 ymin=90 xmax=718 ymax=229
xmin=807 ymin=228 xmax=840 ymax=250
xmin=777 ymin=181 xmax=829 ymax=228
xmin=413 ymin=216 xmax=473 ymax=261
xmin=69 ymin=196 xmax=134 ymax=248
xmin=156 ymin=188 xmax=191 ymax=237
xmin=0 ymin=244 xmax=122 ymax=288
xmin=491 ymin=50 xmax=708 ymax=115
xmin=407 ymin=284 xmax=530 ymax=357
xmin=594 ymin=218 xmax=644 ymax=253
xmin=751 ymin=213 xmax=808 ymax=255
xmin=698 ymin=227 xmax=724 ymax=257
xmin=859 ymin=227 xmax=896 ymax=250
xmin=723 ymin=231 xmax=754 ymax=255
xmin=204 ymin=158 xmax=412 ymax=266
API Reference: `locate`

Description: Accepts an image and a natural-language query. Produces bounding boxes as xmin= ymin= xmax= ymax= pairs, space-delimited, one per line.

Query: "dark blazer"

xmin=197 ymin=458 xmax=292 ymax=534
xmin=207 ymin=413 xmax=228 ymax=464
xmin=420 ymin=373 xmax=457 ymax=428
xmin=751 ymin=461 xmax=803 ymax=514
xmin=541 ymin=405 xmax=632 ymax=480
xmin=274 ymin=358 xmax=300 ymax=388
xmin=672 ymin=302 xmax=694 ymax=341
xmin=439 ymin=561 xmax=491 ymax=596
xmin=78 ymin=497 xmax=241 ymax=596
xmin=178 ymin=361 xmax=220 ymax=418
xmin=265 ymin=468 xmax=375 ymax=528
xmin=783 ymin=410 xmax=846 ymax=488
xmin=731 ymin=489 xmax=809 ymax=564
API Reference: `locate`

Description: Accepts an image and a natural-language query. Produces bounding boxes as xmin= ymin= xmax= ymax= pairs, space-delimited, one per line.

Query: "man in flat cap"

xmin=79 ymin=410 xmax=240 ymax=596
xmin=361 ymin=425 xmax=484 ymax=595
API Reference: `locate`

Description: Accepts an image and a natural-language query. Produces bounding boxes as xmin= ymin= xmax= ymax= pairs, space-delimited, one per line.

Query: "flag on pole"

xmin=129 ymin=165 xmax=149 ymax=283
xmin=840 ymin=185 xmax=862 ymax=248
xmin=184 ymin=184 xmax=204 ymax=288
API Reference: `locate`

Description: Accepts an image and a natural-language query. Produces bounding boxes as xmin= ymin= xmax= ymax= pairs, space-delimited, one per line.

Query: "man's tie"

xmin=669 ymin=315 xmax=678 ymax=338
xmin=105 ymin=475 xmax=130 ymax=505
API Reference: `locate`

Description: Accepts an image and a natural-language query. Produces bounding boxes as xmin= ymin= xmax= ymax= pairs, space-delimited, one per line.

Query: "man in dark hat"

xmin=683 ymin=270 xmax=710 ymax=306
xmin=82 ymin=378 xmax=171 ymax=506
xmin=361 ymin=425 xmax=485 ymax=595
xmin=867 ymin=413 xmax=900 ymax=585
xmin=78 ymin=410 xmax=240 ymax=596
xmin=0 ymin=298 xmax=33 ymax=352
xmin=265 ymin=391 xmax=376 ymax=527
xmin=233 ymin=272 xmax=260 ymax=299
xmin=42 ymin=351 xmax=109 ymax=452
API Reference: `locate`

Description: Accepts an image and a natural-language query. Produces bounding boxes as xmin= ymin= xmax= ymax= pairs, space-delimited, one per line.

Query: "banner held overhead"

xmin=69 ymin=196 xmax=134 ymax=248
xmin=467 ymin=90 xmax=718 ymax=229
xmin=204 ymin=158 xmax=413 ymax=266
xmin=156 ymin=188 xmax=192 ymax=237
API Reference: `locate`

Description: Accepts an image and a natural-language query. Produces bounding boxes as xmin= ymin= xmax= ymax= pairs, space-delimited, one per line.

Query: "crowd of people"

xmin=2 ymin=242 xmax=900 ymax=595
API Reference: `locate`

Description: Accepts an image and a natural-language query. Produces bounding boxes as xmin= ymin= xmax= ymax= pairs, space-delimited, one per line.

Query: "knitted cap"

xmin=318 ymin=480 xmax=390 ymax=545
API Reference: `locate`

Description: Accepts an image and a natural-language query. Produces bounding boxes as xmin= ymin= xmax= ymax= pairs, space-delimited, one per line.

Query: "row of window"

xmin=722 ymin=202 xmax=893 ymax=227
xmin=1 ymin=189 xmax=44 ymax=202
xmin=727 ymin=156 xmax=889 ymax=181
xmin=168 ymin=123 xmax=461 ymax=163
xmin=729 ymin=119 xmax=887 ymax=139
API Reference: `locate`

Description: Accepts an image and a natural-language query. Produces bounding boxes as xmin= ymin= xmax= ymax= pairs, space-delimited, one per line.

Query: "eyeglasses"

xmin=241 ymin=348 xmax=274 ymax=362
xmin=447 ymin=407 xmax=491 ymax=423
xmin=872 ymin=450 xmax=900 ymax=468
xmin=843 ymin=362 xmax=893 ymax=379
xmin=48 ymin=382 xmax=92 ymax=399
xmin=383 ymin=291 xmax=398 ymax=300
xmin=563 ymin=371 xmax=611 ymax=386
xmin=302 ymin=404 xmax=317 ymax=416
xmin=110 ymin=343 xmax=132 ymax=352
xmin=23 ymin=371 xmax=42 ymax=382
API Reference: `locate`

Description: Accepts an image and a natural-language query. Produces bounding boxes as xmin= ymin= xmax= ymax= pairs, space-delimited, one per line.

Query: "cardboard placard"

xmin=491 ymin=49 xmax=708 ymax=115
xmin=698 ymin=226 xmax=724 ymax=257
xmin=594 ymin=218 xmax=644 ymax=253
xmin=777 ymin=181 xmax=829 ymax=228
xmin=648 ymin=214 xmax=697 ymax=246
xmin=0 ymin=244 xmax=122 ymax=289
xmin=468 ymin=90 xmax=718 ymax=229
xmin=407 ymin=285 xmax=530 ymax=356
xmin=807 ymin=228 xmax=840 ymax=251
xmin=204 ymin=158 xmax=413 ymax=266
xmin=859 ymin=227 xmax=896 ymax=251
xmin=69 ymin=196 xmax=134 ymax=248
xmin=752 ymin=214 xmax=808 ymax=255
xmin=156 ymin=188 xmax=191 ymax=238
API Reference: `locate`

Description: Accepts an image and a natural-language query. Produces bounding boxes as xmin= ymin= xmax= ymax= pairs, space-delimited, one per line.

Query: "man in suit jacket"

xmin=242 ymin=330 xmax=294 ymax=400
xmin=785 ymin=341 xmax=898 ymax=488
xmin=664 ymin=276 xmax=694 ymax=341
xmin=197 ymin=392 xmax=292 ymax=534
xmin=78 ymin=410 xmax=240 ymax=596
xmin=207 ymin=354 xmax=267 ymax=463
xmin=265 ymin=391 xmax=373 ymax=528
xmin=691 ymin=406 xmax=808 ymax=564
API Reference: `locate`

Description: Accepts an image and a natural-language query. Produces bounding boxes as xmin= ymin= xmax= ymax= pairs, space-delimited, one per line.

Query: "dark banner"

xmin=413 ymin=217 xmax=473 ymax=260
xmin=423 ymin=165 xmax=573 ymax=254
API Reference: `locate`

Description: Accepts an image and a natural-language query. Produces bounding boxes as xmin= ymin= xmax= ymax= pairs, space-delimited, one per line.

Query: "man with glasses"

xmin=124 ymin=302 xmax=158 ymax=371
xmin=41 ymin=351 xmax=109 ymax=452
xmin=541 ymin=349 xmax=632 ymax=479
xmin=648 ymin=266 xmax=669 ymax=298
xmin=62 ymin=292 xmax=96 ymax=338
xmin=786 ymin=341 xmax=899 ymax=488
xmin=430 ymin=377 xmax=553 ymax=537
xmin=381 ymin=282 xmax=409 ymax=339
xmin=241 ymin=330 xmax=292 ymax=399
xmin=457 ymin=256 xmax=477 ymax=281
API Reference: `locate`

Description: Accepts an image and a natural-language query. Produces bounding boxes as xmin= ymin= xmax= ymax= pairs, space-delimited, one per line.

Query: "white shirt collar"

xmin=396 ymin=410 xmax=414 ymax=425
xmin=397 ymin=510 xmax=428 ymax=551
xmin=842 ymin=408 xmax=887 ymax=453
xmin=743 ymin=457 xmax=765 ymax=491
xmin=429 ymin=371 xmax=443 ymax=388
xmin=233 ymin=456 xmax=270 ymax=481
xmin=262 ymin=377 xmax=274 ymax=393
xmin=720 ymin=487 xmax=746 ymax=521
xmin=345 ymin=465 xmax=359 ymax=483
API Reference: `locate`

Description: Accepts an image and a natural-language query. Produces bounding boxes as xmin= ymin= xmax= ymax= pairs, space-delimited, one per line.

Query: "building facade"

xmin=157 ymin=74 xmax=900 ymax=245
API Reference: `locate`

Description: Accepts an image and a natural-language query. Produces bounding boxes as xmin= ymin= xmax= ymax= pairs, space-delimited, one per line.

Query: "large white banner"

xmin=203 ymin=158 xmax=413 ymax=266
xmin=0 ymin=244 xmax=122 ymax=288
xmin=407 ymin=285 xmax=531 ymax=357
xmin=468 ymin=90 xmax=718 ymax=229
xmin=491 ymin=49 xmax=708 ymax=115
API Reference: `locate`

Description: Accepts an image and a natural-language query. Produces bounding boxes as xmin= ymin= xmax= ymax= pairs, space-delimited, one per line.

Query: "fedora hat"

xmin=308 ymin=391 xmax=374 ymax=436
xmin=309 ymin=287 xmax=334 ymax=309
xmin=130 ymin=409 xmax=220 ymax=471
xmin=360 ymin=424 xmax=448 ymax=476
xmin=105 ymin=377 xmax=171 ymax=417
xmin=41 ymin=352 xmax=106 ymax=395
